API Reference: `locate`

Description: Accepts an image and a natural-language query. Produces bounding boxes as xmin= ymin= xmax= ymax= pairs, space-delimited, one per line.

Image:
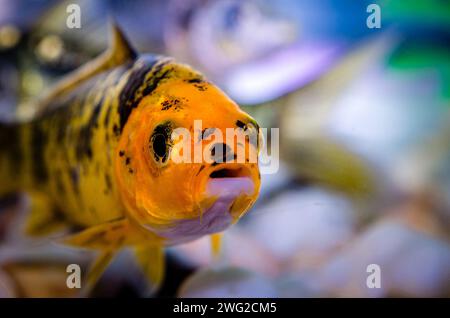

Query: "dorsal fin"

xmin=106 ymin=20 xmax=137 ymax=64
xmin=36 ymin=21 xmax=137 ymax=114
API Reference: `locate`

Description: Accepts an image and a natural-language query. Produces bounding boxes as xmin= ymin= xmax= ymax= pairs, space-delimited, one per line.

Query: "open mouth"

xmin=206 ymin=165 xmax=254 ymax=198
xmin=210 ymin=167 xmax=247 ymax=179
xmin=154 ymin=165 xmax=257 ymax=245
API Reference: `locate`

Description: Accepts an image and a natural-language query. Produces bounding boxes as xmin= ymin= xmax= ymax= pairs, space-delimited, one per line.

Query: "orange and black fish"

xmin=0 ymin=23 xmax=261 ymax=292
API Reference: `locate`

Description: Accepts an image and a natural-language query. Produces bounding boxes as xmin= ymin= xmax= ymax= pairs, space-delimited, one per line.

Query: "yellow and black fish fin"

xmin=81 ymin=249 xmax=117 ymax=296
xmin=60 ymin=217 xmax=132 ymax=250
xmin=25 ymin=192 xmax=68 ymax=237
xmin=106 ymin=19 xmax=137 ymax=66
xmin=37 ymin=21 xmax=137 ymax=113
xmin=210 ymin=233 xmax=223 ymax=259
xmin=134 ymin=244 xmax=165 ymax=295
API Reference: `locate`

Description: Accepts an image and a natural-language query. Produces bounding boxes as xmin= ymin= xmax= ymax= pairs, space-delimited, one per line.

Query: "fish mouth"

xmin=153 ymin=164 xmax=258 ymax=245
xmin=196 ymin=163 xmax=258 ymax=220
xmin=206 ymin=166 xmax=255 ymax=199
xmin=209 ymin=166 xmax=249 ymax=178
xmin=202 ymin=164 xmax=257 ymax=223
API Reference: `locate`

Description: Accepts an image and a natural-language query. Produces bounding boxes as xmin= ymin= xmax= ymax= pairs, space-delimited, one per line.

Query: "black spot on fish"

xmin=118 ymin=56 xmax=160 ymax=133
xmin=125 ymin=157 xmax=131 ymax=165
xmin=128 ymin=168 xmax=134 ymax=174
xmin=161 ymin=100 xmax=172 ymax=111
xmin=236 ymin=119 xmax=258 ymax=148
xmin=186 ymin=78 xmax=204 ymax=84
xmin=113 ymin=124 xmax=120 ymax=136
xmin=236 ymin=120 xmax=246 ymax=130
xmin=174 ymin=99 xmax=183 ymax=111
xmin=142 ymin=67 xmax=172 ymax=96
xmin=161 ymin=98 xmax=183 ymax=110
xmin=194 ymin=83 xmax=207 ymax=91
xmin=161 ymin=98 xmax=182 ymax=111
xmin=119 ymin=150 xmax=125 ymax=157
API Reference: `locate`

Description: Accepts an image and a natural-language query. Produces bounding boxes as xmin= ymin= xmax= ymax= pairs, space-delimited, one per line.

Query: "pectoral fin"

xmin=60 ymin=218 xmax=131 ymax=250
xmin=81 ymin=250 xmax=116 ymax=297
xmin=134 ymin=244 xmax=165 ymax=295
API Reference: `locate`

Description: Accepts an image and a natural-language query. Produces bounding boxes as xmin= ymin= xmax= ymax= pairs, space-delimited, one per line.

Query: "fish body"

xmin=0 ymin=24 xmax=261 ymax=292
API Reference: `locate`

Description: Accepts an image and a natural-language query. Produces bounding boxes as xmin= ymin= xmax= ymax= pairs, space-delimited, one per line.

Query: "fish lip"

xmin=196 ymin=163 xmax=257 ymax=220
xmin=150 ymin=199 xmax=235 ymax=245
xmin=205 ymin=176 xmax=255 ymax=199
xmin=152 ymin=164 xmax=258 ymax=245
xmin=195 ymin=163 xmax=255 ymax=198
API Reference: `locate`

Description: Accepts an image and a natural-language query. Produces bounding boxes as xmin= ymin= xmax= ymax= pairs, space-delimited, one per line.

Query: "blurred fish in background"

xmin=0 ymin=0 xmax=449 ymax=297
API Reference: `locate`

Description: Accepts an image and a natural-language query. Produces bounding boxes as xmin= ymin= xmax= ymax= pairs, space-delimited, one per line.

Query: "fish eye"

xmin=153 ymin=134 xmax=167 ymax=158
xmin=150 ymin=122 xmax=173 ymax=165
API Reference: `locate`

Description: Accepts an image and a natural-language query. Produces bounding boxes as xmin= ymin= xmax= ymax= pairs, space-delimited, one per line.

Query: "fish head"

xmin=115 ymin=62 xmax=261 ymax=244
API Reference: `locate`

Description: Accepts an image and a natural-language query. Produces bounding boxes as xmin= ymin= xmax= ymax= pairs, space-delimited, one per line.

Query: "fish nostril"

xmin=211 ymin=143 xmax=232 ymax=163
